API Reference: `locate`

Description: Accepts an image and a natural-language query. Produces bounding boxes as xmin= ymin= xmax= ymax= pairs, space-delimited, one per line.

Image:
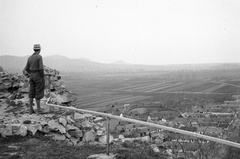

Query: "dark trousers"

xmin=29 ymin=72 xmax=45 ymax=100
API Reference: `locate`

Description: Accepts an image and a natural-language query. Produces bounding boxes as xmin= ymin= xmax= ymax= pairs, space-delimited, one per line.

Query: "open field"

xmin=61 ymin=71 xmax=240 ymax=112
xmin=76 ymin=94 xmax=151 ymax=110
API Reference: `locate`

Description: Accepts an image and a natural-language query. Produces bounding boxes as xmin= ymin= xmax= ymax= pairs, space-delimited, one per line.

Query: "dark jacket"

xmin=25 ymin=53 xmax=44 ymax=77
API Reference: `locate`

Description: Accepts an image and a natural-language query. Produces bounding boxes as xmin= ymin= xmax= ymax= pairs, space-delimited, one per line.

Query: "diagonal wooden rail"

xmin=45 ymin=98 xmax=240 ymax=152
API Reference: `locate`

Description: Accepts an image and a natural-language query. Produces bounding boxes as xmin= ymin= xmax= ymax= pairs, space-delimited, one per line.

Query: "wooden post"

xmin=106 ymin=117 xmax=110 ymax=155
xmin=47 ymin=75 xmax=53 ymax=112
xmin=48 ymin=74 xmax=51 ymax=97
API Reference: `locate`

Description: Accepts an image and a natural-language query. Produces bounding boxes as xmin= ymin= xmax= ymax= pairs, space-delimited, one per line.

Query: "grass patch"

xmin=0 ymin=134 xmax=167 ymax=159
xmin=0 ymin=134 xmax=106 ymax=159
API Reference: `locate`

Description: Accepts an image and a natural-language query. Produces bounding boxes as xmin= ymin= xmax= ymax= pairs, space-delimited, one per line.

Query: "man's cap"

xmin=33 ymin=44 xmax=41 ymax=50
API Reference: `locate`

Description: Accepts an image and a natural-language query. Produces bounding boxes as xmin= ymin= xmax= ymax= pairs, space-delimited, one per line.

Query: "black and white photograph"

xmin=1 ymin=0 xmax=240 ymax=158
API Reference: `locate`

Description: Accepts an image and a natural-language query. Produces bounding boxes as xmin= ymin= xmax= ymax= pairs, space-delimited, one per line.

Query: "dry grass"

xmin=0 ymin=134 xmax=106 ymax=159
xmin=0 ymin=133 xmax=166 ymax=159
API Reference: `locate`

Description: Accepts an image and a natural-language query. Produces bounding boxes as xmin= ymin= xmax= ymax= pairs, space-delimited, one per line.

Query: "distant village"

xmin=100 ymin=95 xmax=240 ymax=153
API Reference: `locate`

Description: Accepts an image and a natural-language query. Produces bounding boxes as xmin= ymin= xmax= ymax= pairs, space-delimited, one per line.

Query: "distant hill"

xmin=0 ymin=55 xmax=164 ymax=74
xmin=0 ymin=55 xmax=29 ymax=73
xmin=112 ymin=60 xmax=129 ymax=65
xmin=1 ymin=55 xmax=240 ymax=74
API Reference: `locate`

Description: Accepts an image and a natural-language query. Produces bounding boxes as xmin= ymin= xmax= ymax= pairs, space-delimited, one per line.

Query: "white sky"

xmin=0 ymin=0 xmax=240 ymax=65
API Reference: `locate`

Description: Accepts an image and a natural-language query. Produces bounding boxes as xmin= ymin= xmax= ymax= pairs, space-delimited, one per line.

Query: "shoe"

xmin=29 ymin=109 xmax=35 ymax=115
xmin=36 ymin=108 xmax=45 ymax=114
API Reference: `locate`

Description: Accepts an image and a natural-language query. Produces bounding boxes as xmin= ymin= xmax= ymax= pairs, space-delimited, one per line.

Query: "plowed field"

xmin=63 ymin=75 xmax=238 ymax=111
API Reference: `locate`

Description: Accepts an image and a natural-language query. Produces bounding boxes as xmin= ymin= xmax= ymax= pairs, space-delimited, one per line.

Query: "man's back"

xmin=25 ymin=53 xmax=44 ymax=73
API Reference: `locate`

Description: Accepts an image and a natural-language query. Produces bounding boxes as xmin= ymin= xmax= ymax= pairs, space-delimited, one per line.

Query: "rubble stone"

xmin=59 ymin=117 xmax=67 ymax=126
xmin=94 ymin=117 xmax=104 ymax=122
xmin=1 ymin=124 xmax=12 ymax=138
xmin=40 ymin=120 xmax=48 ymax=126
xmin=84 ymin=114 xmax=93 ymax=118
xmin=121 ymin=138 xmax=133 ymax=143
xmin=141 ymin=136 xmax=151 ymax=142
xmin=96 ymin=130 xmax=105 ymax=136
xmin=74 ymin=112 xmax=86 ymax=120
xmin=66 ymin=124 xmax=79 ymax=131
xmin=48 ymin=119 xmax=66 ymax=133
xmin=84 ymin=130 xmax=96 ymax=142
xmin=41 ymin=126 xmax=50 ymax=133
xmin=98 ymin=134 xmax=114 ymax=144
xmin=118 ymin=134 xmax=124 ymax=139
xmin=77 ymin=141 xmax=84 ymax=147
xmin=48 ymin=120 xmax=59 ymax=131
xmin=12 ymin=124 xmax=21 ymax=133
xmin=82 ymin=120 xmax=93 ymax=128
xmin=66 ymin=115 xmax=75 ymax=124
xmin=15 ymin=125 xmax=28 ymax=137
xmin=27 ymin=124 xmax=42 ymax=135
xmin=58 ymin=124 xmax=66 ymax=134
xmin=53 ymin=134 xmax=66 ymax=140
xmin=87 ymin=153 xmax=116 ymax=159
xmin=68 ymin=129 xmax=83 ymax=138
xmin=44 ymin=114 xmax=55 ymax=118
xmin=70 ymin=137 xmax=79 ymax=145
xmin=50 ymin=92 xmax=70 ymax=104
xmin=66 ymin=132 xmax=71 ymax=139
xmin=150 ymin=144 xmax=160 ymax=153
xmin=0 ymin=66 xmax=76 ymax=107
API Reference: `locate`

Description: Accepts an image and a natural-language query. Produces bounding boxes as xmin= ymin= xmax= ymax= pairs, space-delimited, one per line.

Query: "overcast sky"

xmin=0 ymin=0 xmax=240 ymax=65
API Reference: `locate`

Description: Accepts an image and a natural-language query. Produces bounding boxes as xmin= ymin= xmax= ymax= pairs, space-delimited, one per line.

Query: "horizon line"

xmin=1 ymin=54 xmax=240 ymax=66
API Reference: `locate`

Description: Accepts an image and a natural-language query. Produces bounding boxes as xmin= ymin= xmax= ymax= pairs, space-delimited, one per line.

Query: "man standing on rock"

xmin=24 ymin=44 xmax=45 ymax=114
